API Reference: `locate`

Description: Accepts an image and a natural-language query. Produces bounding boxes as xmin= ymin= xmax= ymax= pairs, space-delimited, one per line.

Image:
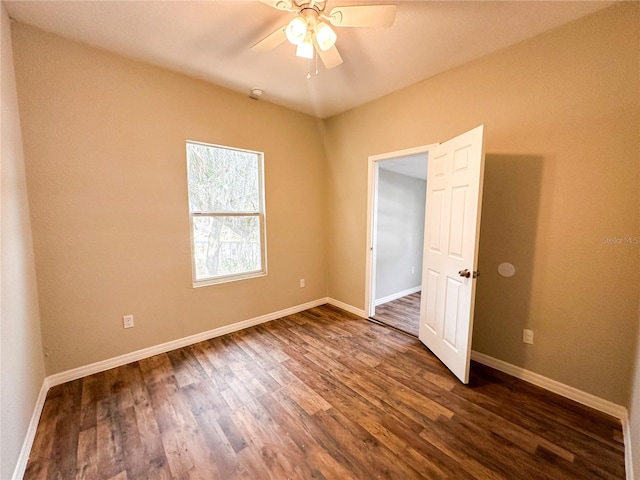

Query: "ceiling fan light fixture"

xmin=285 ymin=16 xmax=307 ymax=45
xmin=314 ymin=22 xmax=336 ymax=51
xmin=255 ymin=1 xmax=397 ymax=73
xmin=295 ymin=34 xmax=314 ymax=59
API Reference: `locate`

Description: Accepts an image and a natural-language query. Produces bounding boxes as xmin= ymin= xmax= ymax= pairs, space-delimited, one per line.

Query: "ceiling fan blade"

xmin=328 ymin=5 xmax=396 ymax=27
xmin=258 ymin=0 xmax=294 ymax=11
xmin=251 ymin=25 xmax=287 ymax=52
xmin=316 ymin=44 xmax=343 ymax=69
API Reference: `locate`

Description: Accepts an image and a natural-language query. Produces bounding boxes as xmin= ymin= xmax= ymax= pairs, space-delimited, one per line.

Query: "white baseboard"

xmin=315 ymin=302 xmax=630 ymax=422
xmin=473 ymin=350 xmax=633 ymax=479
xmin=12 ymin=379 xmax=50 ymax=480
xmin=46 ymin=298 xmax=328 ymax=388
xmin=13 ymin=298 xmax=335 ymax=479
xmin=326 ymin=297 xmax=367 ymax=318
xmin=374 ymin=286 xmax=421 ymax=307
xmin=471 ymin=350 xmax=627 ymax=420
xmin=623 ymin=413 xmax=634 ymax=480
xmin=14 ymin=301 xmax=633 ymax=479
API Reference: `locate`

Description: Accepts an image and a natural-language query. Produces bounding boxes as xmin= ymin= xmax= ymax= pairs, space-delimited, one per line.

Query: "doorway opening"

xmin=365 ymin=148 xmax=430 ymax=337
xmin=366 ymin=126 xmax=485 ymax=384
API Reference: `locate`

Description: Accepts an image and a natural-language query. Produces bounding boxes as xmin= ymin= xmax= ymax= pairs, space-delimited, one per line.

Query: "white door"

xmin=419 ymin=125 xmax=485 ymax=383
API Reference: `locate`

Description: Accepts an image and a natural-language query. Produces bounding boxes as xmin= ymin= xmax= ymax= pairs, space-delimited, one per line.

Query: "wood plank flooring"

xmin=372 ymin=292 xmax=421 ymax=337
xmin=24 ymin=304 xmax=625 ymax=479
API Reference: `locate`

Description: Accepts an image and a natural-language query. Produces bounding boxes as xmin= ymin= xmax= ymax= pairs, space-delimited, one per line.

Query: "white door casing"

xmin=365 ymin=144 xmax=436 ymax=318
xmin=419 ymin=125 xmax=485 ymax=383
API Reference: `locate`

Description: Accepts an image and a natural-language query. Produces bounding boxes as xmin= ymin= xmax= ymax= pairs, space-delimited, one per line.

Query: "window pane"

xmin=187 ymin=143 xmax=260 ymax=213
xmin=192 ymin=215 xmax=262 ymax=280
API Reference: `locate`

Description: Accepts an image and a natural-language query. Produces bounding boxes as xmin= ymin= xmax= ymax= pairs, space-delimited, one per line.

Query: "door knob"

xmin=459 ymin=269 xmax=480 ymax=279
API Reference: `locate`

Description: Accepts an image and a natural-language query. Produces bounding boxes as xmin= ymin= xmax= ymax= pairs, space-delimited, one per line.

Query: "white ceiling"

xmin=379 ymin=153 xmax=428 ymax=180
xmin=4 ymin=0 xmax=614 ymax=119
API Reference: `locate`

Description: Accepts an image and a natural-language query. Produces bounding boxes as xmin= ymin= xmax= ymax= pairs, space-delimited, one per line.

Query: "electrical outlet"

xmin=523 ymin=329 xmax=534 ymax=344
xmin=411 ymin=266 xmax=415 ymax=274
xmin=123 ymin=315 xmax=134 ymax=329
xmin=299 ymin=279 xmax=305 ymax=288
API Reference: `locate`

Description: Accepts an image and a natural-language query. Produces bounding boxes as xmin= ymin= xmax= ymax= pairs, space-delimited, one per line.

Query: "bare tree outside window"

xmin=186 ymin=141 xmax=266 ymax=285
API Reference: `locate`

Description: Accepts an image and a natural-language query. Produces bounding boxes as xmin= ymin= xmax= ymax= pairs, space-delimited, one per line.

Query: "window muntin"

xmin=187 ymin=141 xmax=266 ymax=286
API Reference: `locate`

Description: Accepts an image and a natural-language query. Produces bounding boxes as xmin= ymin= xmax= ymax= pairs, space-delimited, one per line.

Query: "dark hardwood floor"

xmin=25 ymin=304 xmax=625 ymax=479
xmin=372 ymin=292 xmax=421 ymax=337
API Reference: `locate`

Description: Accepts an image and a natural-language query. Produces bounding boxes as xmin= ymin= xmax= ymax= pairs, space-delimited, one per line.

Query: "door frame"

xmin=364 ymin=144 xmax=438 ymax=318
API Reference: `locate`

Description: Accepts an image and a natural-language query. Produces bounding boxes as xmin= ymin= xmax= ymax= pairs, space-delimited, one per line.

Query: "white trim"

xmin=13 ymin=298 xmax=332 ymax=479
xmin=47 ymin=298 xmax=327 ymax=387
xmin=623 ymin=413 xmax=633 ymax=480
xmin=14 ymin=302 xmax=633 ymax=479
xmin=471 ymin=351 xmax=634 ymax=477
xmin=12 ymin=379 xmax=50 ymax=480
xmin=365 ymin=158 xmax=380 ymax=317
xmin=374 ymin=286 xmax=421 ymax=307
xmin=186 ymin=141 xmax=268 ymax=289
xmin=471 ymin=350 xmax=628 ymax=419
xmin=326 ymin=297 xmax=367 ymax=318
xmin=364 ymin=144 xmax=437 ymax=318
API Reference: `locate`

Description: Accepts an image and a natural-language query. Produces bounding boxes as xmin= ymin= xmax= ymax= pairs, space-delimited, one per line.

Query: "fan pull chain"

xmin=306 ymin=51 xmax=319 ymax=80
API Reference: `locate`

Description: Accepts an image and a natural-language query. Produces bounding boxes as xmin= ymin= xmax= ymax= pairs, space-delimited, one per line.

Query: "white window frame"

xmin=186 ymin=140 xmax=267 ymax=287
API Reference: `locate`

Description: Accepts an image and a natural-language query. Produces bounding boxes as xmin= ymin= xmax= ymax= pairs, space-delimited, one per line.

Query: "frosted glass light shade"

xmin=286 ymin=16 xmax=307 ymax=45
xmin=296 ymin=39 xmax=314 ymax=59
xmin=315 ymin=22 xmax=336 ymax=51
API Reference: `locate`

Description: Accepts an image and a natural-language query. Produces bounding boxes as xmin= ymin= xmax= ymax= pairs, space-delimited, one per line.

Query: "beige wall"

xmin=11 ymin=23 xmax=328 ymax=375
xmin=4 ymin=3 xmax=640 ymax=477
xmin=0 ymin=5 xmax=47 ymax=479
xmin=324 ymin=3 xmax=640 ymax=405
xmin=7 ymin=0 xmax=639 ymax=412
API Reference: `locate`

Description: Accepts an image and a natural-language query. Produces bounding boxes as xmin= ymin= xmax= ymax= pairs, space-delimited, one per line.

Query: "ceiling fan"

xmin=251 ymin=0 xmax=397 ymax=70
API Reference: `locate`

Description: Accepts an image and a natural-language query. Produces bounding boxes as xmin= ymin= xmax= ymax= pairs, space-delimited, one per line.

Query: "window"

xmin=186 ymin=141 xmax=267 ymax=286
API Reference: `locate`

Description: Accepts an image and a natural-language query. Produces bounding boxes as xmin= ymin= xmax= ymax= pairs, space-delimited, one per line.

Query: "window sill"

xmin=192 ymin=270 xmax=267 ymax=288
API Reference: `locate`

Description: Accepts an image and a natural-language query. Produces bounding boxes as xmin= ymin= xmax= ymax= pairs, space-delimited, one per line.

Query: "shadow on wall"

xmin=472 ymin=154 xmax=545 ymax=368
